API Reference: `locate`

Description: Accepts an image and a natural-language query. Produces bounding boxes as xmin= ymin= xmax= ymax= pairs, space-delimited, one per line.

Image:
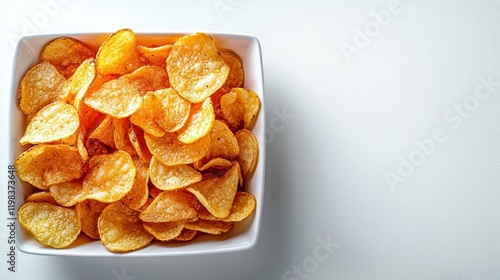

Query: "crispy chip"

xmin=145 ymin=132 xmax=211 ymax=166
xmin=154 ymin=88 xmax=191 ymax=133
xmin=98 ymin=201 xmax=153 ymax=252
xmin=177 ymin=97 xmax=215 ymax=144
xmin=19 ymin=61 xmax=66 ymax=115
xmin=60 ymin=58 xmax=96 ymax=104
xmin=235 ymin=129 xmax=259 ymax=178
xmin=128 ymin=122 xmax=152 ymax=163
xmin=149 ymin=157 xmax=202 ymax=191
xmin=199 ymin=192 xmax=256 ymax=222
xmin=88 ymin=115 xmax=115 ymax=149
xmin=194 ymin=157 xmax=232 ymax=172
xmin=173 ymin=228 xmax=197 ymax=241
xmin=121 ymin=157 xmax=149 ymax=210
xmin=40 ymin=37 xmax=95 ymax=78
xmin=143 ymin=221 xmax=185 ymax=241
xmin=20 ymin=101 xmax=79 ymax=145
xmin=221 ymin=51 xmax=244 ymax=90
xmin=96 ymin=29 xmax=142 ymax=75
xmin=25 ymin=191 xmax=58 ymax=205
xmin=18 ymin=202 xmax=81 ymax=248
xmin=120 ymin=65 xmax=169 ymax=95
xmin=139 ymin=190 xmax=199 ymax=223
xmin=186 ymin=162 xmax=239 ymax=218
xmin=75 ymin=199 xmax=108 ymax=239
xmin=129 ymin=91 xmax=166 ymax=137
xmin=137 ymin=44 xmax=172 ymax=68
xmin=112 ymin=117 xmax=138 ymax=156
xmin=16 ymin=144 xmax=84 ymax=190
xmin=49 ymin=180 xmax=84 ymax=207
xmin=166 ymin=33 xmax=229 ymax=103
xmin=184 ymin=220 xmax=233 ymax=235
xmin=205 ymin=120 xmax=239 ymax=161
xmin=220 ymin=88 xmax=260 ymax=131
xmin=76 ymin=130 xmax=89 ymax=162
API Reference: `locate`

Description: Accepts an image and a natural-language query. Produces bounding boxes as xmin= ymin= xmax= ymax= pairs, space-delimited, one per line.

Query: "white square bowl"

xmin=10 ymin=32 xmax=266 ymax=257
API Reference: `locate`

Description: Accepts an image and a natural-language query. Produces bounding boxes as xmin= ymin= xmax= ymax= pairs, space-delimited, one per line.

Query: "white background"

xmin=1 ymin=0 xmax=500 ymax=279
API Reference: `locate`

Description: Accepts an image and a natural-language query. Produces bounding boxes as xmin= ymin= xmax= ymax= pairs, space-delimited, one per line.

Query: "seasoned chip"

xmin=18 ymin=202 xmax=81 ymax=248
xmin=120 ymin=65 xmax=169 ymax=95
xmin=145 ymin=132 xmax=211 ymax=166
xmin=177 ymin=97 xmax=215 ymax=144
xmin=25 ymin=191 xmax=58 ymax=205
xmin=205 ymin=120 xmax=239 ymax=161
xmin=20 ymin=101 xmax=79 ymax=145
xmin=96 ymin=28 xmax=142 ymax=75
xmin=137 ymin=44 xmax=172 ymax=68
xmin=235 ymin=129 xmax=259 ymax=178
xmin=60 ymin=58 xmax=96 ymax=104
xmin=139 ymin=190 xmax=199 ymax=223
xmin=98 ymin=201 xmax=153 ymax=252
xmin=128 ymin=123 xmax=152 ymax=163
xmin=19 ymin=61 xmax=66 ymax=115
xmin=154 ymin=88 xmax=191 ymax=133
xmin=121 ymin=157 xmax=149 ymax=210
xmin=184 ymin=220 xmax=233 ymax=235
xmin=220 ymin=88 xmax=260 ymax=131
xmin=149 ymin=157 xmax=202 ymax=191
xmin=113 ymin=117 xmax=138 ymax=156
xmin=194 ymin=157 xmax=232 ymax=172
xmin=130 ymin=91 xmax=166 ymax=137
xmin=16 ymin=144 xmax=84 ymax=190
xmin=143 ymin=221 xmax=185 ymax=241
xmin=199 ymin=192 xmax=256 ymax=222
xmin=84 ymin=78 xmax=142 ymax=118
xmin=40 ymin=37 xmax=95 ymax=78
xmin=75 ymin=199 xmax=108 ymax=239
xmin=221 ymin=51 xmax=244 ymax=90
xmin=166 ymin=33 xmax=229 ymax=103
xmin=186 ymin=162 xmax=239 ymax=218
xmin=173 ymin=228 xmax=197 ymax=242
xmin=88 ymin=115 xmax=115 ymax=149
xmin=49 ymin=180 xmax=84 ymax=207
xmin=76 ymin=130 xmax=89 ymax=162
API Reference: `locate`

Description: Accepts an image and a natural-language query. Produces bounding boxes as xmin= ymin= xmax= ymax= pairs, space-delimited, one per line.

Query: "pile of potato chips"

xmin=15 ymin=29 xmax=260 ymax=252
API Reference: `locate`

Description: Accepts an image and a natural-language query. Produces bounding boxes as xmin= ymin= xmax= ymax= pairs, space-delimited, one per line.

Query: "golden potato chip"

xmin=211 ymin=88 xmax=226 ymax=117
xmin=40 ymin=37 xmax=95 ymax=79
xmin=186 ymin=162 xmax=239 ymax=218
xmin=145 ymin=132 xmax=211 ymax=166
xmin=205 ymin=120 xmax=239 ymax=161
xmin=137 ymin=44 xmax=172 ymax=68
xmin=194 ymin=157 xmax=232 ymax=172
xmin=235 ymin=129 xmax=259 ymax=178
xmin=19 ymin=61 xmax=66 ymax=115
xmin=173 ymin=228 xmax=197 ymax=242
xmin=88 ymin=115 xmax=115 ymax=149
xmin=166 ymin=33 xmax=229 ymax=103
xmin=149 ymin=157 xmax=202 ymax=191
xmin=113 ymin=117 xmax=138 ymax=156
xmin=98 ymin=201 xmax=153 ymax=252
xmin=177 ymin=97 xmax=215 ymax=144
xmin=120 ymin=65 xmax=169 ymax=95
xmin=220 ymin=88 xmax=261 ymax=131
xmin=139 ymin=190 xmax=199 ymax=223
xmin=143 ymin=221 xmax=185 ymax=241
xmin=121 ymin=157 xmax=149 ymax=210
xmin=60 ymin=58 xmax=96 ymax=104
xmin=18 ymin=202 xmax=81 ymax=248
xmin=19 ymin=101 xmax=79 ymax=145
xmin=96 ymin=28 xmax=142 ymax=75
xmin=77 ymin=103 xmax=107 ymax=139
xmin=75 ymin=199 xmax=108 ymax=239
xmin=154 ymin=88 xmax=191 ymax=133
xmin=221 ymin=51 xmax=244 ymax=90
xmin=49 ymin=180 xmax=83 ymax=207
xmin=16 ymin=144 xmax=84 ymax=190
xmin=199 ymin=192 xmax=256 ymax=222
xmin=84 ymin=78 xmax=142 ymax=118
xmin=184 ymin=220 xmax=233 ymax=235
xmin=128 ymin=123 xmax=152 ymax=163
xmin=25 ymin=191 xmax=58 ymax=205
xmin=130 ymin=91 xmax=166 ymax=137
xmin=76 ymin=131 xmax=89 ymax=162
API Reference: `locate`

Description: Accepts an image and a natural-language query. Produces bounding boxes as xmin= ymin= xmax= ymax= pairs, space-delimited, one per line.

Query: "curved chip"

xmin=25 ymin=191 xmax=58 ymax=205
xmin=98 ymin=201 xmax=153 ymax=252
xmin=221 ymin=51 xmax=244 ymax=90
xmin=88 ymin=115 xmax=115 ymax=149
xmin=199 ymin=191 xmax=256 ymax=222
xmin=235 ymin=129 xmax=259 ymax=178
xmin=18 ymin=61 xmax=66 ymax=115
xmin=166 ymin=33 xmax=229 ymax=103
xmin=128 ymin=122 xmax=152 ymax=163
xmin=145 ymin=132 xmax=211 ymax=166
xmin=149 ymin=157 xmax=202 ymax=191
xmin=184 ymin=219 xmax=233 ymax=235
xmin=220 ymin=88 xmax=261 ymax=131
xmin=143 ymin=221 xmax=185 ymax=241
xmin=154 ymin=88 xmax=191 ymax=133
xmin=173 ymin=228 xmax=197 ymax=241
xmin=121 ymin=157 xmax=149 ymax=210
xmin=96 ymin=28 xmax=142 ymax=75
xmin=137 ymin=44 xmax=172 ymax=68
xmin=16 ymin=144 xmax=84 ymax=190
xmin=205 ymin=120 xmax=239 ymax=161
xmin=139 ymin=190 xmax=199 ymax=223
xmin=59 ymin=58 xmax=96 ymax=104
xmin=194 ymin=157 xmax=232 ymax=171
xmin=177 ymin=97 xmax=215 ymax=144
xmin=120 ymin=65 xmax=169 ymax=95
xmin=130 ymin=91 xmax=166 ymax=137
xmin=75 ymin=199 xmax=108 ymax=239
xmin=20 ymin=101 xmax=79 ymax=145
xmin=18 ymin=202 xmax=81 ymax=248
xmin=113 ymin=117 xmax=138 ymax=156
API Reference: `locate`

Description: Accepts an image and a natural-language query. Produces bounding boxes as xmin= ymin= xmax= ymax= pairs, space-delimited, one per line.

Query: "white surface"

xmin=1 ymin=0 xmax=499 ymax=279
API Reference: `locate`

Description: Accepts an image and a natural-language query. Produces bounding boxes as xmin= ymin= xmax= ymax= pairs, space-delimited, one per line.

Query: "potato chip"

xmin=19 ymin=101 xmax=79 ymax=145
xmin=128 ymin=123 xmax=152 ymax=163
xmin=88 ymin=115 xmax=115 ymax=149
xmin=220 ymin=88 xmax=260 ymax=131
xmin=84 ymin=78 xmax=142 ymax=118
xmin=113 ymin=117 xmax=138 ymax=156
xmin=199 ymin=192 xmax=256 ymax=222
xmin=139 ymin=190 xmax=199 ymax=223
xmin=154 ymin=88 xmax=191 ymax=133
xmin=186 ymin=162 xmax=239 ymax=218
xmin=173 ymin=228 xmax=197 ymax=242
xmin=145 ymin=132 xmax=211 ymax=166
xmin=221 ymin=51 xmax=244 ymax=90
xmin=77 ymin=103 xmax=107 ymax=139
xmin=76 ymin=131 xmax=89 ymax=162
xmin=184 ymin=220 xmax=233 ymax=235
xmin=149 ymin=157 xmax=202 ymax=191
xmin=40 ymin=37 xmax=95 ymax=79
xmin=98 ymin=201 xmax=153 ymax=252
xmin=59 ymin=58 xmax=96 ymax=104
xmin=137 ymin=44 xmax=172 ymax=68
xmin=129 ymin=91 xmax=166 ymax=137
xmin=205 ymin=120 xmax=239 ymax=161
xmin=16 ymin=144 xmax=84 ymax=190
xmin=49 ymin=180 xmax=84 ymax=207
xmin=19 ymin=61 xmax=66 ymax=115
xmin=75 ymin=199 xmax=108 ymax=239
xmin=194 ymin=157 xmax=232 ymax=172
xmin=121 ymin=157 xmax=149 ymax=210
xmin=25 ymin=191 xmax=58 ymax=205
xmin=177 ymin=97 xmax=215 ymax=144
xmin=235 ymin=129 xmax=259 ymax=178
xmin=166 ymin=33 xmax=229 ymax=103
xmin=143 ymin=221 xmax=185 ymax=241
xmin=211 ymin=87 xmax=226 ymax=117
xmin=85 ymin=138 xmax=112 ymax=157
xmin=120 ymin=65 xmax=169 ymax=95
xmin=96 ymin=29 xmax=142 ymax=75
xmin=18 ymin=202 xmax=81 ymax=248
